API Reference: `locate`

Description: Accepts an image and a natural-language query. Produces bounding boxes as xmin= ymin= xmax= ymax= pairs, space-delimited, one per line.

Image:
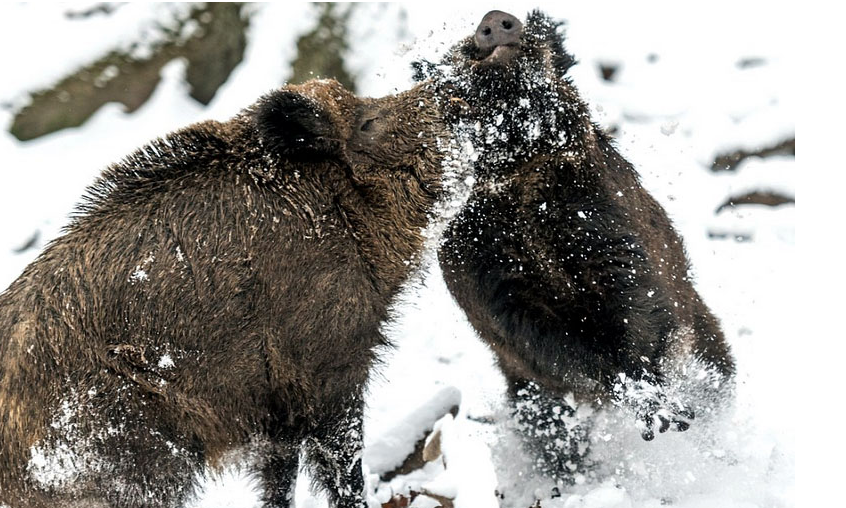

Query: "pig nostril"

xmin=475 ymin=11 xmax=522 ymax=51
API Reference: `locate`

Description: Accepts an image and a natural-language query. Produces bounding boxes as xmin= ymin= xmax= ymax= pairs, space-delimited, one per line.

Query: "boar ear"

xmin=526 ymin=9 xmax=577 ymax=73
xmin=253 ymin=90 xmax=341 ymax=160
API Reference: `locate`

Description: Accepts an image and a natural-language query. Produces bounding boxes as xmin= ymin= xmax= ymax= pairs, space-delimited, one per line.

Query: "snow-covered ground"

xmin=0 ymin=2 xmax=795 ymax=507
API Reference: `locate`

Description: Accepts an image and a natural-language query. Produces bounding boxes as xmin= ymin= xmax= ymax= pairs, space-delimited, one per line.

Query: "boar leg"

xmin=507 ymin=378 xmax=593 ymax=484
xmin=302 ymin=400 xmax=366 ymax=508
xmin=260 ymin=440 xmax=300 ymax=508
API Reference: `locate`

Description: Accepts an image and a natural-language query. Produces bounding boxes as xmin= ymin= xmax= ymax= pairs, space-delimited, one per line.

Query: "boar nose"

xmin=475 ymin=10 xmax=522 ymax=51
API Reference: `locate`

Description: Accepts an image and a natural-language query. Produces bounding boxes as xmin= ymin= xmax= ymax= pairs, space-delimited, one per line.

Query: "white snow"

xmin=28 ymin=398 xmax=84 ymax=489
xmin=0 ymin=2 xmax=795 ymax=507
xmin=365 ymin=386 xmax=461 ymax=475
xmin=26 ymin=391 xmax=107 ymax=493
xmin=0 ymin=3 xmax=197 ymax=108
xmin=129 ymin=268 xmax=149 ymax=284
xmin=158 ymin=354 xmax=175 ymax=370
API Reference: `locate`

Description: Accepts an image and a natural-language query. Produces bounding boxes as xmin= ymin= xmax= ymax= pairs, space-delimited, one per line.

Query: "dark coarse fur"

xmin=0 ymin=79 xmax=449 ymax=508
xmin=415 ymin=10 xmax=735 ymax=482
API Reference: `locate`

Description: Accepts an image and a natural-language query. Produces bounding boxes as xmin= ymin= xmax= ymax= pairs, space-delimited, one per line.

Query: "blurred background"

xmin=0 ymin=2 xmax=794 ymax=283
xmin=0 ymin=3 xmax=794 ymax=507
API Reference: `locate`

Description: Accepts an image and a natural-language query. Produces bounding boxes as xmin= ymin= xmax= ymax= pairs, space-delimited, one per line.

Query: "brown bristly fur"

xmin=1 ymin=78 xmax=449 ymax=508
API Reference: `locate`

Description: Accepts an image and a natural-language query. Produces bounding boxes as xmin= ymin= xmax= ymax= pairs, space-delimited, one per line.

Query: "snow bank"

xmin=365 ymin=386 xmax=461 ymax=475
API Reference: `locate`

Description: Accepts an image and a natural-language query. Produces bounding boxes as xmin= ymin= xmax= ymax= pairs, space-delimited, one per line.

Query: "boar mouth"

xmin=472 ymin=43 xmax=521 ymax=65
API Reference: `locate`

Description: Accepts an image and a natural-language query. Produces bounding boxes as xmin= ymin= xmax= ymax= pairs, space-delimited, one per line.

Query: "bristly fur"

xmin=525 ymin=9 xmax=577 ymax=73
xmin=417 ymin=10 xmax=735 ymax=485
xmin=0 ymin=79 xmax=450 ymax=508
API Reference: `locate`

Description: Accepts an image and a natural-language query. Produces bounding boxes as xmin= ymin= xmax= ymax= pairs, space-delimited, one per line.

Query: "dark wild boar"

xmin=415 ymin=10 xmax=735 ymax=483
xmin=0 ymin=78 xmax=460 ymax=508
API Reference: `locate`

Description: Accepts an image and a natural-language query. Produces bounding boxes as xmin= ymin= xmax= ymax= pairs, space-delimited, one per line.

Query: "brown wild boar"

xmin=414 ymin=10 xmax=735 ymax=485
xmin=0 ymin=78 xmax=460 ymax=508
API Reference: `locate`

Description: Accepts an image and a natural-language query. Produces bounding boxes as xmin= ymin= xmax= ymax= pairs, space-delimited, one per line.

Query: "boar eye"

xmin=360 ymin=118 xmax=378 ymax=132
